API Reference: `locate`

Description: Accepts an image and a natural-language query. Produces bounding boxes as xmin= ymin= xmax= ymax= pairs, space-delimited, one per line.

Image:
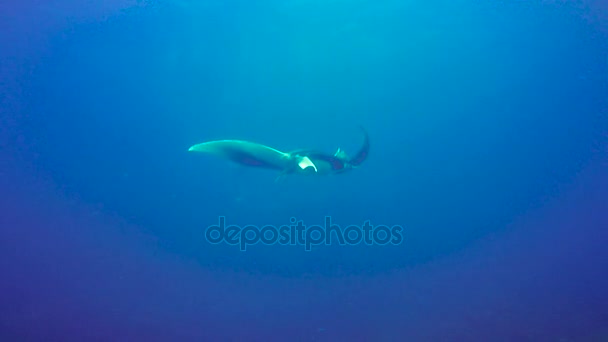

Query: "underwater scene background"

xmin=1 ymin=0 xmax=607 ymax=341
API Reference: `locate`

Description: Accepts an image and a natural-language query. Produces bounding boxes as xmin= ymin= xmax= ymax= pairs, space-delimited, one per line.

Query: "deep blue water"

xmin=1 ymin=0 xmax=607 ymax=341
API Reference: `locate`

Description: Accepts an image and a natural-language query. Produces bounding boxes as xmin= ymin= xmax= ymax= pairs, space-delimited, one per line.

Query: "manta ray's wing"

xmin=188 ymin=140 xmax=293 ymax=170
xmin=348 ymin=127 xmax=370 ymax=167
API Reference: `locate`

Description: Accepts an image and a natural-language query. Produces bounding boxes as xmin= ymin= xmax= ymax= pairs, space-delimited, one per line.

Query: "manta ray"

xmin=188 ymin=127 xmax=369 ymax=179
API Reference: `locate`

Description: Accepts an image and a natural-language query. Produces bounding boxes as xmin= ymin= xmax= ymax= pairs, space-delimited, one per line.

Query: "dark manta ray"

xmin=188 ymin=127 xmax=370 ymax=179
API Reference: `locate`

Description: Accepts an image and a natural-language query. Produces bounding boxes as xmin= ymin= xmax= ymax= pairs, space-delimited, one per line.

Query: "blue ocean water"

xmin=1 ymin=0 xmax=607 ymax=341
